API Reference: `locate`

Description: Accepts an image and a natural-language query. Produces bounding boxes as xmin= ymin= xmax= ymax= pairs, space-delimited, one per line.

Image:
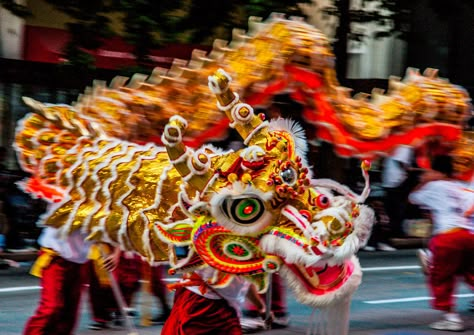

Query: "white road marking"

xmin=364 ymin=293 xmax=474 ymax=305
xmin=362 ymin=265 xmax=421 ymax=271
xmin=0 ymin=265 xmax=429 ymax=294
xmin=0 ymin=286 xmax=41 ymax=293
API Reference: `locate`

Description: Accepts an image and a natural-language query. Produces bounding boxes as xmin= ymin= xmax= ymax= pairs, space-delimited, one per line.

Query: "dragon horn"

xmin=162 ymin=116 xmax=216 ymax=192
xmin=208 ymin=69 xmax=268 ymax=145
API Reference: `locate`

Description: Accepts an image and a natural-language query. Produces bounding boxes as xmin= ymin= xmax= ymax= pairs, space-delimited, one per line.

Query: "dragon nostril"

xmin=299 ymin=209 xmax=311 ymax=220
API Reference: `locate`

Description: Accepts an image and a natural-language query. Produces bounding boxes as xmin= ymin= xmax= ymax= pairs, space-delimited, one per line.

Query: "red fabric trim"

xmin=245 ymin=67 xmax=462 ymax=158
xmin=23 ymin=177 xmax=63 ymax=202
xmin=161 ymin=287 xmax=242 ymax=335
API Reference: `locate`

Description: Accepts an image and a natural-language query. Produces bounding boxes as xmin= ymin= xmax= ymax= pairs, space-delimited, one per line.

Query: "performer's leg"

xmin=428 ymin=233 xmax=463 ymax=312
xmin=150 ymin=264 xmax=171 ymax=317
xmin=56 ymin=261 xmax=85 ymax=334
xmin=270 ymin=273 xmax=289 ymax=327
xmin=88 ymin=261 xmax=114 ymax=323
xmin=427 ymin=231 xmax=469 ymax=331
xmin=116 ymin=252 xmax=142 ymax=307
xmin=23 ymin=256 xmax=83 ymax=335
xmin=461 ymin=231 xmax=474 ymax=289
xmin=271 ymin=273 xmax=287 ymax=316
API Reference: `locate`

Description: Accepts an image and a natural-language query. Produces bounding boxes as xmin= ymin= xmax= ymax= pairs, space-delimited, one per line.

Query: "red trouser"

xmin=428 ymin=229 xmax=474 ymax=311
xmin=23 ymin=255 xmax=86 ymax=335
xmin=161 ymin=287 xmax=242 ymax=335
xmin=88 ymin=260 xmax=116 ymax=322
xmin=150 ymin=264 xmax=165 ymax=298
xmin=244 ymin=273 xmax=287 ymax=316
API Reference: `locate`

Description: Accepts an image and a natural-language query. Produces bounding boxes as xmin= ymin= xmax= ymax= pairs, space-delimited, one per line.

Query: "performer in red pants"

xmin=87 ymin=247 xmax=141 ymax=330
xmin=409 ymin=155 xmax=474 ymax=332
xmin=161 ymin=268 xmax=266 ymax=335
xmin=23 ymin=227 xmax=92 ymax=335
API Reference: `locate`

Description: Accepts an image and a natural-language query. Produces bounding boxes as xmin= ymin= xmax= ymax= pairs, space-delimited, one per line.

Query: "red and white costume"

xmin=23 ymin=227 xmax=91 ymax=335
xmin=162 ymin=268 xmax=250 ymax=335
xmin=409 ymin=180 xmax=474 ymax=311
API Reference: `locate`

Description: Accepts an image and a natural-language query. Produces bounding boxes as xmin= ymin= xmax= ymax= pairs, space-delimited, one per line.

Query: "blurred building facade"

xmin=302 ymin=0 xmax=407 ymax=80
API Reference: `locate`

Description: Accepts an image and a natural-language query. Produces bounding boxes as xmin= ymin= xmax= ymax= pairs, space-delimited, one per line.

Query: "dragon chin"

xmin=281 ymin=256 xmax=362 ymax=308
xmin=260 ymin=224 xmax=364 ymax=307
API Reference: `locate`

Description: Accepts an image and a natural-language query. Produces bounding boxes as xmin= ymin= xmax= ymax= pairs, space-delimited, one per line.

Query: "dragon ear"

xmin=266 ymin=119 xmax=309 ymax=163
xmin=162 ymin=116 xmax=217 ymax=192
xmin=155 ymin=220 xmax=193 ymax=245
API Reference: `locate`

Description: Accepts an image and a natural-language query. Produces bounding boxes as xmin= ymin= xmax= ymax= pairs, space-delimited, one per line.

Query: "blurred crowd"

xmin=0 ymin=146 xmax=46 ymax=254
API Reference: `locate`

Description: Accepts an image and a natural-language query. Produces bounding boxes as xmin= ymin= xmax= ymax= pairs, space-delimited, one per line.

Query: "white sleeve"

xmin=409 ymin=183 xmax=438 ymax=209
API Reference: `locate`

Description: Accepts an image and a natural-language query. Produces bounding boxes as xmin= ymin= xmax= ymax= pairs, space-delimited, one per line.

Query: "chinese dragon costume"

xmin=13 ymin=15 xmax=472 ymax=335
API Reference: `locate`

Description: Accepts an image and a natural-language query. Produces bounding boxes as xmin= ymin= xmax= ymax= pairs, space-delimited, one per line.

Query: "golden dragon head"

xmin=158 ymin=69 xmax=374 ymax=304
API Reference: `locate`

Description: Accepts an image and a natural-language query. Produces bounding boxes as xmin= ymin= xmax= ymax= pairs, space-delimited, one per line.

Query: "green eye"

xmin=238 ymin=199 xmax=258 ymax=217
xmin=224 ymin=197 xmax=264 ymax=225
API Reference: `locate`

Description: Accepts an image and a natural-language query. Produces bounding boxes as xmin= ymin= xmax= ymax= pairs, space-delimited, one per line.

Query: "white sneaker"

xmin=240 ymin=317 xmax=265 ymax=334
xmin=429 ymin=319 xmax=464 ymax=332
xmin=377 ymin=243 xmax=396 ymax=251
xmin=362 ymin=245 xmax=376 ymax=252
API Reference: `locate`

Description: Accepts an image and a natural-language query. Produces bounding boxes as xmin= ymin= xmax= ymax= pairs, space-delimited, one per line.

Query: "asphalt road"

xmin=1 ymin=249 xmax=473 ymax=335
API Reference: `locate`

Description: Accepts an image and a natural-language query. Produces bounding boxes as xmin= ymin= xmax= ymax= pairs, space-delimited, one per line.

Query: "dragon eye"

xmin=280 ymin=167 xmax=297 ymax=186
xmin=224 ymin=197 xmax=265 ymax=225
xmin=316 ymin=194 xmax=330 ymax=209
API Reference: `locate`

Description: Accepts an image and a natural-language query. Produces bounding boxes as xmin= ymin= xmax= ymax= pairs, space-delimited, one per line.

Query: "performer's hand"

xmin=102 ymin=245 xmax=121 ymax=272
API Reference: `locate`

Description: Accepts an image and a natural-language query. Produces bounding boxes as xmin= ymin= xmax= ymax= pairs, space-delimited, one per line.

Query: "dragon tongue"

xmin=295 ymin=264 xmax=321 ymax=287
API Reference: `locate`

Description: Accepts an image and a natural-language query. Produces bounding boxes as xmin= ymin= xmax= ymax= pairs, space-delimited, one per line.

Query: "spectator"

xmin=0 ymin=201 xmax=8 ymax=253
xmin=0 ymin=146 xmax=9 ymax=252
xmin=362 ymin=197 xmax=394 ymax=252
xmin=3 ymin=183 xmax=40 ymax=251
xmin=381 ymin=144 xmax=417 ymax=244
xmin=409 ymin=155 xmax=474 ymax=332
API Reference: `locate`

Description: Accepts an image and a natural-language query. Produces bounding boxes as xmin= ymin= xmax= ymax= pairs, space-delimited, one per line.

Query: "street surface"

xmin=1 ymin=249 xmax=473 ymax=335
